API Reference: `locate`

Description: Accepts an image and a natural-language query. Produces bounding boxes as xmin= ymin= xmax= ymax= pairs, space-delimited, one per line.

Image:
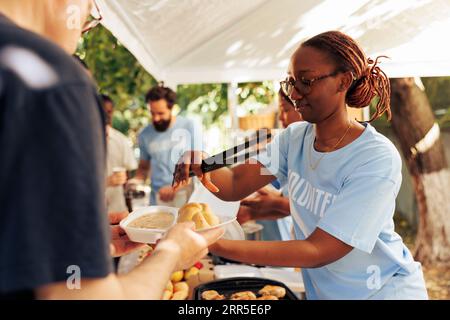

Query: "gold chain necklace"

xmin=309 ymin=121 xmax=352 ymax=170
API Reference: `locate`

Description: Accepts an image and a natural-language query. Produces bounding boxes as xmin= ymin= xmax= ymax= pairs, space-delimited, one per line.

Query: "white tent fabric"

xmin=97 ymin=0 xmax=450 ymax=85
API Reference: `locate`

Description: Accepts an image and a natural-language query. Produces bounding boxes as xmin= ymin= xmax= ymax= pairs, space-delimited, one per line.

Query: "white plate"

xmin=222 ymin=220 xmax=245 ymax=240
xmin=195 ymin=215 xmax=237 ymax=232
xmin=188 ymin=182 xmax=240 ymax=219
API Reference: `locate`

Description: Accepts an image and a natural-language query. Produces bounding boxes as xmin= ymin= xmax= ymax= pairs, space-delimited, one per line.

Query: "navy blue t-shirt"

xmin=0 ymin=14 xmax=112 ymax=298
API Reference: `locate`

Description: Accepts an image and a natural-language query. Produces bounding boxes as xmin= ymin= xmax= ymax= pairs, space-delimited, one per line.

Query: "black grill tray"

xmin=194 ymin=277 xmax=299 ymax=300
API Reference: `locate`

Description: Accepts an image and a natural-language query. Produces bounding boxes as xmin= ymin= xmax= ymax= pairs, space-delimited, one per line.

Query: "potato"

xmin=173 ymin=281 xmax=189 ymax=293
xmin=171 ymin=290 xmax=188 ymax=300
xmin=170 ymin=270 xmax=184 ymax=283
xmin=162 ymin=290 xmax=172 ymax=300
xmin=184 ymin=266 xmax=200 ymax=280
xmin=166 ymin=281 xmax=173 ymax=292
xmin=171 ymin=281 xmax=189 ymax=300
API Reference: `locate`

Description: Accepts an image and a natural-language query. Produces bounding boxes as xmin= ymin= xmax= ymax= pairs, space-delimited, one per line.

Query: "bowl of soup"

xmin=120 ymin=206 xmax=178 ymax=243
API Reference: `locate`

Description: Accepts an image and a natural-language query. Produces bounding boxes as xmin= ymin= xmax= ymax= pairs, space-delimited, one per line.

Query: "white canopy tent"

xmin=96 ymin=0 xmax=450 ymax=87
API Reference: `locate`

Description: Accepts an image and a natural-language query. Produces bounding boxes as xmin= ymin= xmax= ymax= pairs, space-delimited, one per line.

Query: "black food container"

xmin=194 ymin=277 xmax=299 ymax=300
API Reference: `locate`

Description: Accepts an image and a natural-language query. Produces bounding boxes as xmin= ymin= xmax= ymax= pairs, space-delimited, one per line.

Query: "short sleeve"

xmin=0 ymin=82 xmax=113 ymax=294
xmin=138 ymin=130 xmax=151 ymax=161
xmin=317 ymin=174 xmax=399 ymax=254
xmin=255 ymin=128 xmax=290 ymax=187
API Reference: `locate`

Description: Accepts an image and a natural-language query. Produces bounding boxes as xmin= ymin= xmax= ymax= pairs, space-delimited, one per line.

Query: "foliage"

xmin=76 ymin=25 xmax=279 ymax=140
xmin=236 ymin=81 xmax=277 ymax=115
xmin=370 ymin=77 xmax=450 ymax=130
xmin=77 ymin=25 xmax=156 ymax=141
xmin=176 ymin=83 xmax=228 ymax=128
xmin=422 ymin=77 xmax=450 ymax=128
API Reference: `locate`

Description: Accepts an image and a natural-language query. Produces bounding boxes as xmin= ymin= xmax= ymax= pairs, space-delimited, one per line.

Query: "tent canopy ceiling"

xmin=97 ymin=0 xmax=450 ymax=86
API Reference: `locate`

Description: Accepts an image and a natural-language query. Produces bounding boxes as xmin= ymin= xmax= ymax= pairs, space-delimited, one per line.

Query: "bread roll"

xmin=177 ymin=202 xmax=220 ymax=230
xmin=192 ymin=212 xmax=211 ymax=229
xmin=202 ymin=206 xmax=220 ymax=226
xmin=258 ymin=285 xmax=286 ymax=298
xmin=230 ymin=291 xmax=257 ymax=300
xmin=257 ymin=295 xmax=279 ymax=300
xmin=201 ymin=290 xmax=225 ymax=300
xmin=178 ymin=203 xmax=202 ymax=222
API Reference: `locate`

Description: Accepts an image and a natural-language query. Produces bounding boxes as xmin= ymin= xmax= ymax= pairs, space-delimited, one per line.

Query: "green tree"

xmin=177 ymin=83 xmax=228 ymax=128
xmin=76 ymin=26 xmax=279 ymax=140
xmin=422 ymin=77 xmax=450 ymax=128
xmin=77 ymin=25 xmax=156 ymax=140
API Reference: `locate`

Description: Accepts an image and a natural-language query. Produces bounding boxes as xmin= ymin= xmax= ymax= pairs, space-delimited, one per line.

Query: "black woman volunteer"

xmin=173 ymin=31 xmax=428 ymax=300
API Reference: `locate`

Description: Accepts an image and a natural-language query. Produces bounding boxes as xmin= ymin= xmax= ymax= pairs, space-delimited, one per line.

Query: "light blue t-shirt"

xmin=277 ymin=186 xmax=293 ymax=241
xmin=138 ymin=116 xmax=202 ymax=204
xmin=257 ymin=122 xmax=427 ymax=300
xmin=257 ymin=185 xmax=293 ymax=241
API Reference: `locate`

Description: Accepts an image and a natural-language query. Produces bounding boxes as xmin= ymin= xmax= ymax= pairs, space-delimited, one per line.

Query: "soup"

xmin=128 ymin=212 xmax=174 ymax=230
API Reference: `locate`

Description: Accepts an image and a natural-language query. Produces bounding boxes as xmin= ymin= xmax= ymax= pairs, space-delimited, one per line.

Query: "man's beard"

xmin=153 ymin=118 xmax=172 ymax=132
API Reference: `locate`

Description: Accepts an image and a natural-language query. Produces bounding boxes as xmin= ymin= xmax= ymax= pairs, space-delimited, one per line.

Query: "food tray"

xmin=194 ymin=277 xmax=298 ymax=300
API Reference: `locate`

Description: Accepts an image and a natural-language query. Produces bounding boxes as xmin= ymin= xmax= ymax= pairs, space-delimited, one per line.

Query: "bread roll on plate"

xmin=177 ymin=203 xmax=220 ymax=230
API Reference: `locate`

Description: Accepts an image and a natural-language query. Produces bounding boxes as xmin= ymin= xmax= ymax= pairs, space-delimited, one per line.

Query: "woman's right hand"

xmin=172 ymin=151 xmax=219 ymax=193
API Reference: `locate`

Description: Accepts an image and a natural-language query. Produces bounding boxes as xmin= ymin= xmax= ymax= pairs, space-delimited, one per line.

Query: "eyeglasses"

xmin=280 ymin=71 xmax=340 ymax=97
xmin=82 ymin=0 xmax=102 ymax=34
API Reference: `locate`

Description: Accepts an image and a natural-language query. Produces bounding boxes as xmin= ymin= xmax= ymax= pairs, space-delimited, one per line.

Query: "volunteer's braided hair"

xmin=303 ymin=31 xmax=391 ymax=122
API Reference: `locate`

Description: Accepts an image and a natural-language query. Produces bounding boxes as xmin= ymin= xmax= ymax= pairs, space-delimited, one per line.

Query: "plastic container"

xmin=242 ymin=221 xmax=264 ymax=240
xmin=194 ymin=277 xmax=298 ymax=300
xmin=222 ymin=220 xmax=245 ymax=241
xmin=120 ymin=206 xmax=178 ymax=243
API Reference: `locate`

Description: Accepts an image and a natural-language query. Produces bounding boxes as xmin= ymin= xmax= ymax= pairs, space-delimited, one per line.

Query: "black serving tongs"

xmin=172 ymin=129 xmax=272 ymax=186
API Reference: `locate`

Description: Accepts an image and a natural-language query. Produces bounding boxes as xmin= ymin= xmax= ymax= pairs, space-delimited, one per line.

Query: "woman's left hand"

xmin=241 ymin=189 xmax=281 ymax=214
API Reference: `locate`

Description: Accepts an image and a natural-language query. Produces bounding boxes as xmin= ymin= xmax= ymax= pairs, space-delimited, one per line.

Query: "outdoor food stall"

xmin=118 ymin=183 xmax=305 ymax=300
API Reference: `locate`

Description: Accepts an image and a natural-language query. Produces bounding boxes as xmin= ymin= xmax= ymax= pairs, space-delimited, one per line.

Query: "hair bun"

xmin=346 ymin=55 xmax=391 ymax=121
